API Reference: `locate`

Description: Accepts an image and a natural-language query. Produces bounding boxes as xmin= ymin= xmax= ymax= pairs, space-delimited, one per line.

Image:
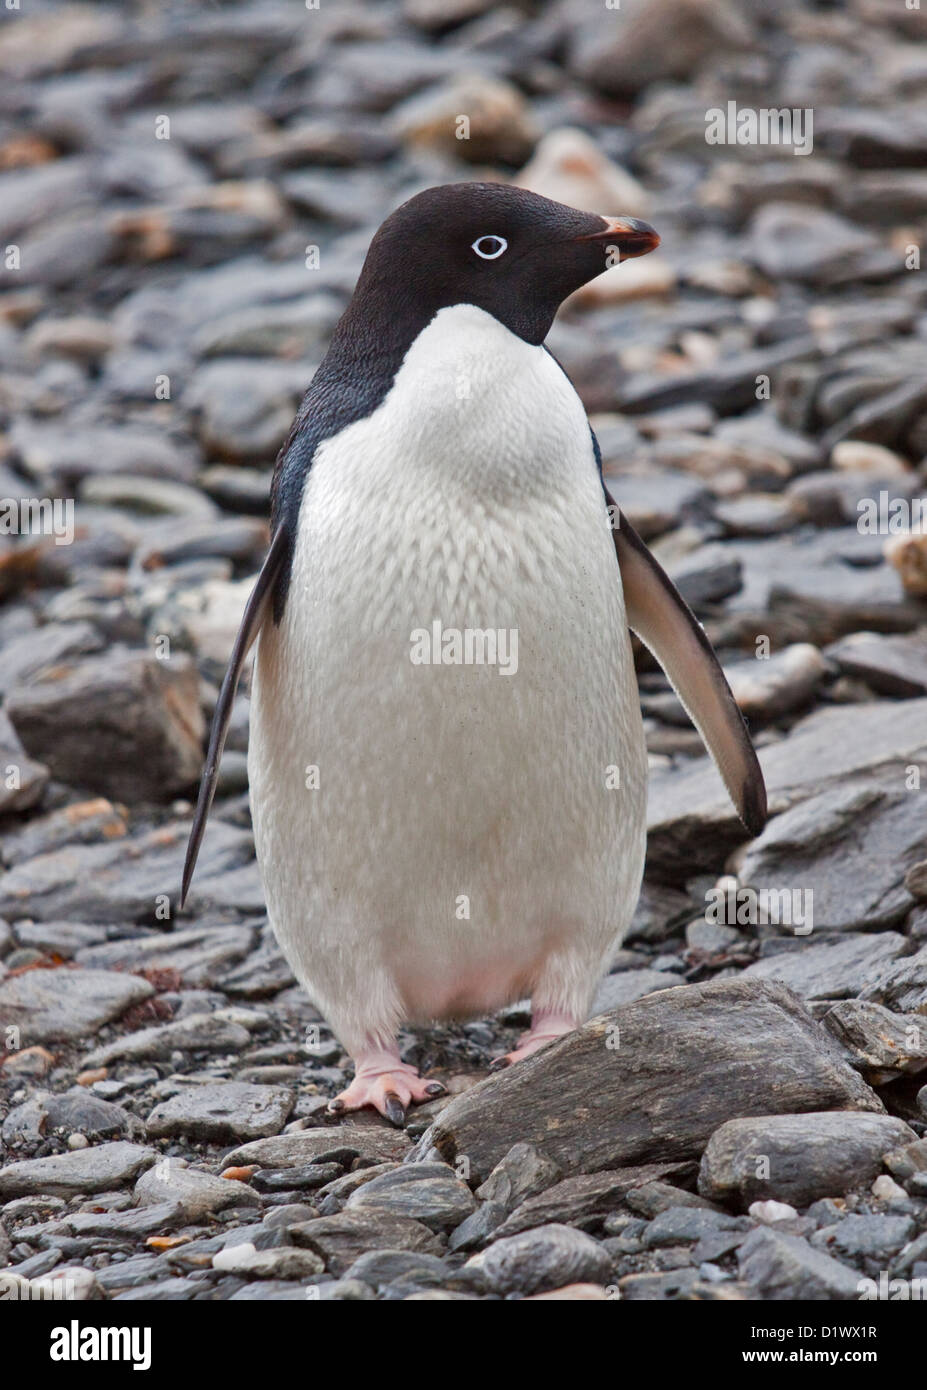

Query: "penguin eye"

xmin=471 ymin=235 xmax=508 ymax=261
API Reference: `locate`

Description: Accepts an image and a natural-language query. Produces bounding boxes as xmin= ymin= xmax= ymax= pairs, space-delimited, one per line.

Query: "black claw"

xmin=327 ymin=1098 xmax=345 ymax=1114
xmin=424 ymin=1081 xmax=446 ymax=1097
xmin=384 ymin=1091 xmax=406 ymax=1126
xmin=489 ymin=1056 xmax=511 ymax=1073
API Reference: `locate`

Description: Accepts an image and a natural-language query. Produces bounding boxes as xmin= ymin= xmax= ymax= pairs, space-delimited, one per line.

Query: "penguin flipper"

xmin=180 ymin=526 xmax=289 ymax=907
xmin=606 ymin=488 xmax=767 ymax=837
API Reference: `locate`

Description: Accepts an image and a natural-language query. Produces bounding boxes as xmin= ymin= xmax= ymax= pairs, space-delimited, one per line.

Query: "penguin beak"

xmin=580 ymin=215 xmax=660 ymax=260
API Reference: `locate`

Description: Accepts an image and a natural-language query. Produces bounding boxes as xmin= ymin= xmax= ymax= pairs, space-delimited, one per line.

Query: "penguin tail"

xmin=605 ymin=485 xmax=768 ymax=839
xmin=180 ymin=525 xmax=289 ymax=909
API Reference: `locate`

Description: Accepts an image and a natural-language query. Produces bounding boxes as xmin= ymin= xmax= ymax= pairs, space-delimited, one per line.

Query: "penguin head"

xmin=352 ymin=182 xmax=660 ymax=346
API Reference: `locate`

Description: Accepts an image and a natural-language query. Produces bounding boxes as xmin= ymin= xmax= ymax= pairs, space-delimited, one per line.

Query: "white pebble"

xmin=212 ymin=1241 xmax=257 ymax=1272
xmin=872 ymin=1174 xmax=907 ymax=1203
xmin=67 ymin=1133 xmax=89 ymax=1150
xmin=748 ymin=1199 xmax=797 ymax=1223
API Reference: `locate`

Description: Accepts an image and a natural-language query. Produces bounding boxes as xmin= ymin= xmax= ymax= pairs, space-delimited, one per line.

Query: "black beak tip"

xmin=599 ymin=215 xmax=660 ymax=258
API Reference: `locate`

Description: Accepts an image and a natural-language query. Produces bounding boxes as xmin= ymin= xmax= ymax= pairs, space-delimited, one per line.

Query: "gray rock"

xmin=743 ymin=934 xmax=909 ymax=1000
xmin=134 ymin=1159 xmax=260 ymax=1219
xmin=0 ymin=967 xmax=153 ymax=1044
xmin=0 ymin=621 xmax=103 ymax=698
xmin=146 ymin=1082 xmax=294 ymax=1143
xmin=344 ymin=1248 xmax=448 ymax=1290
xmin=624 ymin=1181 xmax=717 ymax=1218
xmin=882 ymin=1138 xmax=927 ymax=1183
xmin=409 ymin=978 xmax=881 ymax=1183
xmin=590 ymin=969 xmax=677 ymax=1012
xmin=74 ymin=920 xmax=256 ymax=981
xmin=459 ymin=1223 xmax=613 ymax=1296
xmin=6 ymin=648 xmax=204 ymax=802
xmin=648 ymin=699 xmax=927 ymax=875
xmin=699 ymin=1112 xmax=916 ymax=1208
xmin=79 ymin=1009 xmax=253 ymax=1068
xmin=474 ymin=1142 xmax=562 ymax=1215
xmin=826 ymin=630 xmax=927 ymax=698
xmin=345 ymin=1162 xmax=475 ymax=1232
xmin=822 ymin=1001 xmax=927 ymax=1081
xmin=748 ymin=206 xmax=893 ymax=287
xmin=812 ymin=1214 xmax=915 ymax=1262
xmin=859 ymin=945 xmax=927 ymax=1014
xmin=493 ymin=1163 xmax=694 ymax=1240
xmin=223 ymin=1125 xmax=411 ymax=1171
xmin=288 ymin=1212 xmax=443 ymax=1276
xmin=0 ymin=1143 xmax=157 ymax=1198
xmin=641 ymin=1206 xmax=743 ymax=1248
xmin=724 ymin=644 xmax=827 ymax=722
xmin=738 ymin=785 xmax=922 ymax=933
xmin=43 ymin=1090 xmax=136 ymax=1141
xmin=570 ymin=0 xmax=753 ymax=97
xmin=738 ymin=1225 xmax=863 ymax=1300
xmin=251 ymin=1157 xmax=339 ymax=1187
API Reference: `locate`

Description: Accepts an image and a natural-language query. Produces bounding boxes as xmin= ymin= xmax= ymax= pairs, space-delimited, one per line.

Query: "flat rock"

xmin=743 ymin=934 xmax=908 ymax=1000
xmin=0 ymin=818 xmax=255 ymax=924
xmin=288 ymin=1212 xmax=442 ymax=1276
xmin=699 ymin=1112 xmax=916 ymax=1208
xmin=146 ymin=1082 xmax=294 ymax=1143
xmin=474 ymin=1143 xmax=562 ymax=1216
xmin=408 ymin=978 xmax=881 ymax=1183
xmin=493 ymin=1163 xmax=695 ymax=1240
xmin=79 ymin=1009 xmax=252 ymax=1068
xmin=345 ymin=1162 xmax=475 ymax=1233
xmin=0 ymin=1142 xmax=157 ymax=1198
xmin=74 ymin=922 xmax=256 ymax=982
xmin=6 ymin=648 xmax=204 ymax=802
xmin=737 ymin=1225 xmax=863 ymax=1300
xmin=738 ymin=785 xmax=922 ymax=933
xmin=826 ymin=630 xmax=927 ymax=698
xmin=859 ymin=945 xmax=927 ymax=1014
xmin=822 ymin=1000 xmax=927 ymax=1080
xmin=0 ymin=966 xmax=153 ymax=1044
xmin=812 ymin=1214 xmax=915 ymax=1262
xmin=648 ymin=699 xmax=927 ymax=876
xmin=135 ymin=1159 xmax=260 ymax=1219
xmin=223 ymin=1125 xmax=411 ymax=1171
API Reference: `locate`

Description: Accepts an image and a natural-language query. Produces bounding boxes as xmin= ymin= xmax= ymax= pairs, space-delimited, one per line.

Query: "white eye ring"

xmin=471 ymin=235 xmax=508 ymax=260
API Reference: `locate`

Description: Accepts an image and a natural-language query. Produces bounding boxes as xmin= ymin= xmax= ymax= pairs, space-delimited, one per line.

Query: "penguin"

xmin=182 ymin=182 xmax=766 ymax=1125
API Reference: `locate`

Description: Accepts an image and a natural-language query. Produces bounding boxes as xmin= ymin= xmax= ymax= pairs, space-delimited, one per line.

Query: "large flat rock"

xmin=408 ymin=978 xmax=882 ymax=1183
xmin=0 ymin=966 xmax=153 ymax=1044
xmin=647 ymin=698 xmax=927 ymax=876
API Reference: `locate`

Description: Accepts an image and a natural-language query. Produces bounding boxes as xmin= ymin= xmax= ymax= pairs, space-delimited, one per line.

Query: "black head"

xmin=345 ymin=182 xmax=659 ymax=347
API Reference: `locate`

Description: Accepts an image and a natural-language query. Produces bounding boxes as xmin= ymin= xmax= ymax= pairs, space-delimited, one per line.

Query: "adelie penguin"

xmin=182 ymin=182 xmax=767 ymax=1124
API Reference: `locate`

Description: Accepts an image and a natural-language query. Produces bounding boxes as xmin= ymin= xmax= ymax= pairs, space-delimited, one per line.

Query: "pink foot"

xmin=490 ymin=1011 xmax=579 ymax=1071
xmin=328 ymin=1050 xmax=445 ymax=1126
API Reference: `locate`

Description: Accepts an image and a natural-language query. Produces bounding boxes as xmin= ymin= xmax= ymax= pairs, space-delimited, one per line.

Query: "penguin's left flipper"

xmin=180 ymin=525 xmax=289 ymax=908
xmin=606 ymin=488 xmax=767 ymax=837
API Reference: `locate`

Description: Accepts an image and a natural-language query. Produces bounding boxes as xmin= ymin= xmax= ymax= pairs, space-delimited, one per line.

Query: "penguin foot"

xmin=328 ymin=1057 xmax=445 ymax=1127
xmin=490 ymin=1012 xmax=578 ymax=1071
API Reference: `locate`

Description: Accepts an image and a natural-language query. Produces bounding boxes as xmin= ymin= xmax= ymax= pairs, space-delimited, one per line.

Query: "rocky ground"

xmin=1 ymin=0 xmax=927 ymax=1302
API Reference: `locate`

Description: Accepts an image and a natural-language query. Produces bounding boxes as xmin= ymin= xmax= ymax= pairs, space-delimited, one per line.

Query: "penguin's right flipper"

xmin=607 ymin=489 xmax=767 ymax=837
xmin=180 ymin=526 xmax=289 ymax=908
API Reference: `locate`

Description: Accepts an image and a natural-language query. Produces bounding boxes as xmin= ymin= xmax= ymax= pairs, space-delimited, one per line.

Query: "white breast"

xmin=248 ymin=304 xmax=648 ymax=1055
